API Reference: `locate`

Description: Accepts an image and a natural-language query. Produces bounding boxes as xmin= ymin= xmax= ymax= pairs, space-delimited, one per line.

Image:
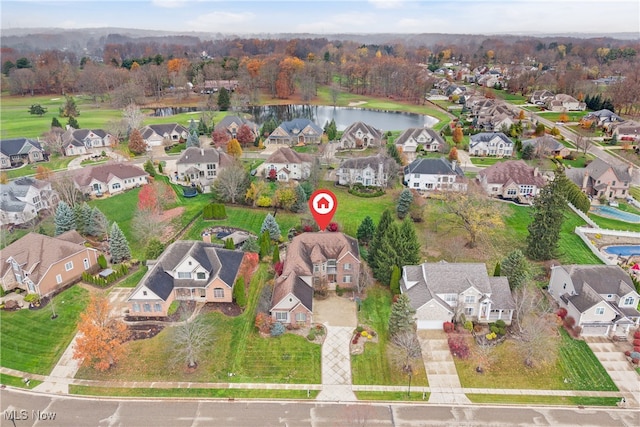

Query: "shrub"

xmin=24 ymin=293 xmax=40 ymax=304
xmin=633 ymin=339 xmax=640 ymax=346
xmin=211 ymin=203 xmax=227 ymax=219
xmin=625 ymin=350 xmax=632 ymax=357
xmin=634 ymin=346 xmax=640 ymax=353
xmin=336 ymin=285 xmax=344 ymax=296
xmin=634 ymin=331 xmax=640 ymax=340
xmin=447 ymin=336 xmax=470 ymax=359
xmin=307 ymin=331 xmax=316 ymax=341
xmin=463 ymin=321 xmax=473 ymax=332
xmin=97 ymin=254 xmax=108 ymax=269
xmin=327 ymin=222 xmax=339 ymax=232
xmin=315 ymin=325 xmax=325 ymax=335
xmin=255 ymin=312 xmax=274 ymax=334
xmin=563 ymin=316 xmax=576 ymax=329
xmin=356 ymin=326 xmax=364 ymax=333
xmin=270 ymin=321 xmax=285 ymax=337
xmin=443 ymin=322 xmax=455 ymax=333
xmin=167 ymin=301 xmax=179 ymax=316
xmin=257 ymin=196 xmax=272 ymax=207
xmin=556 ymin=308 xmax=568 ymax=320
xmin=274 ymin=261 xmax=284 ymax=276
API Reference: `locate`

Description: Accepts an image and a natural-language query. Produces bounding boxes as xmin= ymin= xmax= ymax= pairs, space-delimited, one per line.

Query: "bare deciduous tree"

xmin=171 ymin=313 xmax=215 ymax=369
xmin=574 ymin=132 xmax=592 ymax=155
xmin=213 ymin=160 xmax=250 ymax=204
xmin=131 ymin=208 xmax=164 ymax=247
xmin=123 ymin=103 xmax=144 ymax=131
xmin=51 ymin=171 xmax=82 ymax=207
xmin=390 ymin=331 xmax=422 ymax=373
xmin=356 ymin=262 xmax=373 ymax=294
xmin=42 ymin=128 xmax=66 ymax=156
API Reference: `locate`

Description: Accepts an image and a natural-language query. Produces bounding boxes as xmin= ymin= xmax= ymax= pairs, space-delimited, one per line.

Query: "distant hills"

xmin=1 ymin=27 xmax=637 ymax=54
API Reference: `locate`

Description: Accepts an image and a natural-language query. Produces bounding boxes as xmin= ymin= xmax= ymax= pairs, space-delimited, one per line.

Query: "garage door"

xmin=581 ymin=325 xmax=609 ymax=336
xmin=417 ymin=320 xmax=444 ymax=330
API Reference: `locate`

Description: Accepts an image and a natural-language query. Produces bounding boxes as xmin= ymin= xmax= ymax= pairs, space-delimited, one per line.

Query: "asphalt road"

xmin=2 ymin=388 xmax=638 ymax=427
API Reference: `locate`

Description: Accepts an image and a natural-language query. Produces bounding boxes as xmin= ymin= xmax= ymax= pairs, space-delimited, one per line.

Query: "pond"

xmin=244 ymin=105 xmax=438 ymax=131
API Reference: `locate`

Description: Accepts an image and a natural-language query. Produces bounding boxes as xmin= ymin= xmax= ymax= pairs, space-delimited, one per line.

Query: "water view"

xmin=245 ymin=105 xmax=438 ymax=131
xmin=590 ymin=205 xmax=640 ymax=223
xmin=603 ymin=245 xmax=640 ymax=257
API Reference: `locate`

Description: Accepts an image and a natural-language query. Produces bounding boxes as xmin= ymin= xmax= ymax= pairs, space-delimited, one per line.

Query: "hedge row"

xmin=82 ymin=264 xmax=129 ymax=288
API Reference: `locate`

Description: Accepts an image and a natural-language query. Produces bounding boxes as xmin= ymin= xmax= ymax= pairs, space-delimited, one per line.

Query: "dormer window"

xmin=623 ymin=296 xmax=634 ymax=305
xmin=196 ymin=272 xmax=206 ymax=280
xmin=178 ymin=272 xmax=192 ymax=279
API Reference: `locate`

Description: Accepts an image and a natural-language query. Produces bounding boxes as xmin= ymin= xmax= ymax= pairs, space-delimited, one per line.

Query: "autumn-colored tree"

xmin=167 ymin=58 xmax=189 ymax=74
xmin=452 ymin=126 xmax=464 ymax=145
xmin=558 ymin=112 xmax=569 ymax=123
xmin=211 ymin=129 xmax=230 ymax=148
xmin=35 ymin=165 xmax=52 ymax=180
xmin=236 ymin=124 xmax=255 ymax=147
xmin=276 ymin=56 xmax=304 ymax=98
xmin=448 ymin=146 xmax=459 ymax=161
xmin=127 ymin=128 xmax=146 ymax=154
xmin=245 ymin=181 xmax=267 ymax=208
xmin=137 ymin=184 xmax=159 ymax=214
xmin=0 ymin=172 xmax=8 ymax=184
xmin=274 ymin=185 xmax=297 ymax=211
xmin=73 ymin=294 xmax=129 ymax=372
xmin=226 ymin=138 xmax=243 ymax=158
xmin=238 ymin=252 xmax=259 ymax=283
xmin=518 ymin=110 xmax=526 ymax=120
xmin=255 ymin=312 xmax=274 ymax=334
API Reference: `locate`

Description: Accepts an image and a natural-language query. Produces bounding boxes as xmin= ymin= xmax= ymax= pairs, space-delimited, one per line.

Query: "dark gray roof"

xmin=585 ymin=158 xmax=631 ymax=182
xmin=145 ymin=265 xmax=174 ymax=300
xmin=341 ymin=121 xmax=383 ymax=140
xmin=521 ymin=135 xmax=565 ymax=152
xmin=140 ymin=123 xmax=188 ymax=139
xmin=0 ymin=138 xmax=44 ymax=157
xmin=63 ymin=128 xmax=110 ymax=147
xmin=273 ymin=119 xmax=322 ymax=137
xmin=469 ymin=132 xmax=513 ymax=149
xmin=217 ymin=248 xmax=245 ymax=286
xmin=404 ymin=158 xmax=464 ymax=176
xmin=214 ymin=115 xmax=259 ymax=134
xmin=561 ymin=264 xmax=636 ymax=296
xmin=395 ymin=128 xmax=445 ymax=147
xmin=587 ymin=109 xmax=622 ymax=120
xmin=293 ymin=276 xmax=313 ymax=311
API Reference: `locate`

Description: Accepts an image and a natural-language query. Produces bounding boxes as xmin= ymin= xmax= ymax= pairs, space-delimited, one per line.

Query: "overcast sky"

xmin=2 ymin=0 xmax=639 ymax=35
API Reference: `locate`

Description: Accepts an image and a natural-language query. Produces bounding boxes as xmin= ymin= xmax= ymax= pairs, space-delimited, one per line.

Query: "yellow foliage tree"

xmin=452 ymin=126 xmax=464 ymax=145
xmin=274 ymin=185 xmax=297 ymax=211
xmin=35 ymin=165 xmax=52 ymax=180
xmin=558 ymin=112 xmax=569 ymax=123
xmin=73 ymin=294 xmax=129 ymax=372
xmin=226 ymin=138 xmax=243 ymax=158
xmin=518 ymin=110 xmax=526 ymax=120
xmin=443 ymin=187 xmax=504 ymax=248
xmin=0 ymin=172 xmax=7 ymax=184
xmin=245 ymin=181 xmax=267 ymax=208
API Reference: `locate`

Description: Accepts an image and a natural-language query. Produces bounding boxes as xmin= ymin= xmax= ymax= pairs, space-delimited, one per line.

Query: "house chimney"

xmin=534 ymin=167 xmax=539 ymax=177
xmin=582 ymin=171 xmax=589 ymax=190
xmin=202 ymin=232 xmax=211 ymax=243
xmin=201 ymin=148 xmax=204 ymax=156
xmin=451 ymin=160 xmax=457 ymax=170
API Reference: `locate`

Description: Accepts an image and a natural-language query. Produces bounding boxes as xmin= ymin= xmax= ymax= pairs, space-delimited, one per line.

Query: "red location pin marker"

xmin=309 ymin=189 xmax=338 ymax=231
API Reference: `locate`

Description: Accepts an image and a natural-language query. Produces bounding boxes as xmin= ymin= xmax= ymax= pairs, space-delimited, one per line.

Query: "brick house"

xmin=1 ymin=232 xmax=100 ymax=297
xmin=566 ymin=158 xmax=632 ymax=200
xmin=73 ymin=163 xmax=149 ymax=196
xmin=270 ymin=232 xmax=360 ymax=327
xmin=476 ymin=160 xmax=546 ymax=201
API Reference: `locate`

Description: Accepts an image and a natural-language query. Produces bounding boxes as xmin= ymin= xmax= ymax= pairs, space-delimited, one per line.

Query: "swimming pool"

xmin=590 ymin=205 xmax=640 ymax=223
xmin=603 ymin=245 xmax=640 ymax=256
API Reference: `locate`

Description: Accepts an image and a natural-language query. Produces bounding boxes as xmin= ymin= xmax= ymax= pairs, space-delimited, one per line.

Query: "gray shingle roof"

xmin=586 ymin=158 xmax=631 ymax=182
xmin=274 ymin=119 xmax=323 ymax=137
xmin=404 ymin=158 xmax=464 ymax=176
xmin=0 ymin=138 xmax=44 ymax=157
xmin=176 ymin=147 xmax=226 ymax=165
xmin=73 ymin=163 xmax=148 ymax=187
xmin=395 ymin=128 xmax=445 ymax=147
xmin=469 ymin=132 xmax=513 ymax=149
xmin=140 ymin=123 xmax=188 ymax=140
xmin=339 ymin=154 xmax=394 ymax=171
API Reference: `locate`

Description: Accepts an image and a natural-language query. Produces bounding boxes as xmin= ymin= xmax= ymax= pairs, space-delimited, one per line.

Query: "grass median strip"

xmin=69 ymin=385 xmax=319 ymax=399
xmin=0 ymin=374 xmax=43 ymax=389
xmin=355 ymin=391 xmax=430 ymax=402
xmin=466 ymin=394 xmax=620 ymax=406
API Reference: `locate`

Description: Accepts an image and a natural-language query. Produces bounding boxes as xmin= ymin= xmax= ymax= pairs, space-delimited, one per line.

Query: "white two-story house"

xmin=403 ymin=158 xmax=467 ymax=192
xmin=469 ymin=132 xmax=514 ymax=157
xmin=1 ymin=177 xmax=57 ymax=226
xmin=259 ymin=147 xmax=312 ymax=182
xmin=336 ymin=154 xmax=395 ymax=188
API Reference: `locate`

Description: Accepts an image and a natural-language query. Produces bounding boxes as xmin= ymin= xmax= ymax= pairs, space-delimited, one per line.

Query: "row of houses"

xmin=4 ymin=229 xmax=637 ymax=338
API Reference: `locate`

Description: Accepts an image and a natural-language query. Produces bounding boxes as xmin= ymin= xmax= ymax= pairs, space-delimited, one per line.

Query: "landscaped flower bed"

xmin=350 ymin=325 xmax=378 ymax=355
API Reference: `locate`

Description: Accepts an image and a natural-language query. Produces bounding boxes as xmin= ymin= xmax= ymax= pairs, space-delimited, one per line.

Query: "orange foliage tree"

xmin=35 ymin=165 xmax=52 ymax=180
xmin=127 ymin=128 xmax=147 ymax=155
xmin=137 ymin=184 xmax=159 ymax=214
xmin=558 ymin=112 xmax=569 ymax=123
xmin=238 ymin=252 xmax=259 ymax=283
xmin=449 ymin=146 xmax=459 ymax=161
xmin=73 ymin=294 xmax=129 ymax=371
xmin=452 ymin=126 xmax=464 ymax=145
xmin=167 ymin=58 xmax=189 ymax=74
xmin=276 ymin=56 xmax=304 ymax=98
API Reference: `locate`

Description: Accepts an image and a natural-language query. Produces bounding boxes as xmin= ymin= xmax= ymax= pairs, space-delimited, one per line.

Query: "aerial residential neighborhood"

xmin=0 ymin=1 xmax=639 ymax=425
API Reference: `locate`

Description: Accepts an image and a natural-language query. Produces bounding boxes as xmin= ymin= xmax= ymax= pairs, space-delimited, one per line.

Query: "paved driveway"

xmin=313 ymin=294 xmax=357 ymax=327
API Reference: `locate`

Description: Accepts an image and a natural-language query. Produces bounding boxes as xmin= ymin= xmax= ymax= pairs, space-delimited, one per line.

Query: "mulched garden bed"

xmin=127 ymin=324 xmax=165 ymax=341
xmin=350 ymin=325 xmax=379 ymax=355
xmin=201 ymin=301 xmax=243 ymax=317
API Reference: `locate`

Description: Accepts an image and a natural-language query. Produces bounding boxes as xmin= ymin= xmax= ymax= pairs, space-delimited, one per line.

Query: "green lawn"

xmin=70 ymin=385 xmax=319 ymax=399
xmin=75 ymin=263 xmax=322 ymax=384
xmin=484 ymin=89 xmax=529 ymax=105
xmin=537 ymin=111 xmax=589 ymax=122
xmin=588 ymin=210 xmax=640 ymax=232
xmin=466 ymin=394 xmax=620 ymax=406
xmin=0 ymin=286 xmax=89 ymax=375
xmin=351 ymin=286 xmax=428 ymax=387
xmin=115 ymin=266 xmax=148 ymax=288
xmin=454 ymin=328 xmax=616 ymax=391
xmin=561 ymin=154 xmax=593 ymax=168
xmin=0 ymin=373 xmax=43 ymax=389
xmin=4 ymin=154 xmax=74 ymax=179
xmin=470 ymin=157 xmax=509 ymax=167
xmin=355 ymin=391 xmax=430 ymax=401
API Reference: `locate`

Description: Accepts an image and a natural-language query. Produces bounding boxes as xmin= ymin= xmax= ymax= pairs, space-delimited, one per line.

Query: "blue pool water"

xmin=603 ymin=245 xmax=640 ymax=256
xmin=590 ymin=205 xmax=640 ymax=223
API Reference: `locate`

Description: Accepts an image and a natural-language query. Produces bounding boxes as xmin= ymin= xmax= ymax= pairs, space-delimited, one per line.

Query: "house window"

xmin=275 ymin=312 xmax=288 ymax=322
xmin=83 ymin=258 xmax=90 ymax=270
xmin=465 ymin=307 xmax=474 ymax=315
xmin=444 ymin=294 xmax=457 ymax=303
xmin=133 ymin=303 xmax=140 ymax=312
xmin=143 ymin=291 xmax=147 ymax=296
xmin=196 ymin=272 xmax=206 ymax=280
xmin=295 ymin=312 xmax=307 ymax=322
xmin=413 ymin=182 xmax=419 ymax=188
xmin=612 ymin=181 xmax=616 ymax=186
xmin=214 ymin=288 xmax=224 ymax=298
xmin=595 ymin=307 xmax=605 ymax=315
xmin=143 ymin=303 xmax=151 ymax=312
xmin=343 ymin=275 xmax=352 ymax=283
xmin=464 ymin=295 xmax=475 ymax=304
xmin=112 ymin=183 xmax=121 ymax=190
xmin=65 ymin=261 xmax=74 ymax=271
xmin=154 ymin=303 xmax=162 ymax=312
xmin=313 ymin=264 xmax=320 ymax=273
xmin=177 ymin=272 xmax=191 ymax=279
xmin=413 ymin=174 xmax=419 ymax=178
xmin=56 ymin=274 xmax=62 ymax=284
xmin=344 ymin=263 xmax=352 ymax=271
xmin=623 ymin=296 xmax=635 ymax=305
xmin=199 ymin=288 xmax=206 ymax=298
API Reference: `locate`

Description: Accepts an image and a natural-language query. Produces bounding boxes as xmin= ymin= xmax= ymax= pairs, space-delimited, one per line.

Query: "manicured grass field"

xmin=75 ymin=264 xmax=322 ymax=384
xmin=454 ymin=328 xmax=616 ymax=391
xmin=69 ymin=385 xmax=319 ymax=399
xmin=115 ymin=266 xmax=148 ymax=288
xmin=355 ymin=391 xmax=430 ymax=401
xmin=0 ymin=286 xmax=89 ymax=375
xmin=351 ymin=286 xmax=428 ymax=387
xmin=588 ymin=210 xmax=640 ymax=232
xmin=4 ymin=154 xmax=74 ymax=179
xmin=466 ymin=394 xmax=620 ymax=406
xmin=537 ymin=111 xmax=589 ymax=122
xmin=470 ymin=157 xmax=509 ymax=167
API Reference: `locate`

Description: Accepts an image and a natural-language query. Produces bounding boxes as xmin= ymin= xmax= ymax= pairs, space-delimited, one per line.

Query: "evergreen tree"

xmin=74 ymin=202 xmax=92 ymax=235
xmin=224 ymin=238 xmax=235 ymax=249
xmin=493 ymin=261 xmax=501 ymax=276
xmin=143 ymin=159 xmax=156 ymax=177
xmin=109 ymin=222 xmax=131 ymax=264
xmin=390 ymin=265 xmax=401 ymax=295
xmin=291 ymin=185 xmax=307 ymax=213
xmin=272 ymin=244 xmax=280 ymax=264
xmin=396 ymin=189 xmax=413 ymax=219
xmin=368 ymin=210 xmax=393 ymax=272
xmin=51 ymin=117 xmax=62 ymax=128
xmin=356 ymin=216 xmax=376 ymax=246
xmin=388 ymin=294 xmax=416 ymax=337
xmin=371 ymin=222 xmax=401 ymax=285
xmin=398 ymin=218 xmax=421 ymax=266
xmin=197 ymin=118 xmax=209 ymax=135
xmin=521 ymin=144 xmax=535 ymax=160
xmin=60 ymin=95 xmax=79 ymax=117
xmin=241 ymin=237 xmax=259 ymax=253
xmin=258 ymin=231 xmax=271 ymax=260
xmin=217 ymin=87 xmax=231 ymax=111
xmin=186 ymin=130 xmax=200 ymax=148
xmin=67 ymin=116 xmax=79 ymax=129
xmin=260 ymin=213 xmax=281 ymax=240
xmin=145 ymin=238 xmax=165 ymax=260
xmin=87 ymin=207 xmax=108 ymax=237
xmin=54 ymin=201 xmax=76 ymax=235
xmin=260 ymin=118 xmax=278 ymax=138
xmin=386 ymin=143 xmax=402 ymax=165
xmin=501 ymin=249 xmax=531 ymax=290
xmin=188 ymin=119 xmax=198 ymax=135
xmin=526 ymin=177 xmax=565 ymax=260
xmin=233 ymin=277 xmax=247 ymax=308
xmin=324 ymin=119 xmax=338 ymax=141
